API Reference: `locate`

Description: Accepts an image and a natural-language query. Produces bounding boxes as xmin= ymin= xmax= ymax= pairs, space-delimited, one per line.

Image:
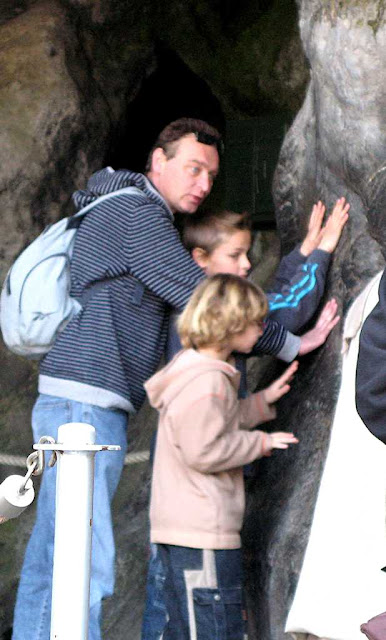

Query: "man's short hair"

xmin=182 ymin=209 xmax=252 ymax=255
xmin=146 ymin=118 xmax=222 ymax=172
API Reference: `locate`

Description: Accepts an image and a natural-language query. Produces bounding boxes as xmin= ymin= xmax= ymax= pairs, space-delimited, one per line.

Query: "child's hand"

xmin=298 ymin=298 xmax=340 ymax=355
xmin=318 ymin=197 xmax=350 ymax=253
xmin=263 ymin=361 xmax=298 ymax=405
xmin=300 ymin=201 xmax=326 ymax=256
xmin=266 ymin=431 xmax=299 ymax=453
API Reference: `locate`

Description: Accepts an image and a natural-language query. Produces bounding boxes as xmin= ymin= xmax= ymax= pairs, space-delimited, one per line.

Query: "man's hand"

xmin=298 ymin=299 xmax=340 ymax=355
xmin=318 ymin=197 xmax=350 ymax=253
xmin=300 ymin=201 xmax=326 ymax=256
xmin=263 ymin=360 xmax=299 ymax=404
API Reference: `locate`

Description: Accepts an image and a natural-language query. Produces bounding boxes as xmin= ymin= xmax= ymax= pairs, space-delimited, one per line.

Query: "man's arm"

xmin=125 ymin=201 xmax=205 ymax=310
xmin=250 ymin=318 xmax=301 ymax=362
xmin=356 ymin=270 xmax=386 ymax=444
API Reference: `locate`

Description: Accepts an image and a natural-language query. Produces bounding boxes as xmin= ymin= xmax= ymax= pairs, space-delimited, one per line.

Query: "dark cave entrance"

xmin=104 ymin=45 xmax=226 ymax=210
xmin=104 ymin=43 xmax=290 ymax=228
xmin=104 ymin=46 xmax=225 ymax=171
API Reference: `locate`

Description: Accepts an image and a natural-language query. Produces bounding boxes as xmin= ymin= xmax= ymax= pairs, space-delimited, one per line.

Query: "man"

xmin=12 ymin=118 xmax=221 ymax=640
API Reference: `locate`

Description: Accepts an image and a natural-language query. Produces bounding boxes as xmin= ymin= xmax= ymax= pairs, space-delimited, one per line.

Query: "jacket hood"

xmin=145 ymin=349 xmax=240 ymax=411
xmin=72 ymin=167 xmax=171 ymax=216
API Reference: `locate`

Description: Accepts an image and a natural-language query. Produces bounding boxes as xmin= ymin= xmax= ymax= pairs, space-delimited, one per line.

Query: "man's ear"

xmin=191 ymin=247 xmax=209 ymax=272
xmin=151 ymin=147 xmax=167 ymax=175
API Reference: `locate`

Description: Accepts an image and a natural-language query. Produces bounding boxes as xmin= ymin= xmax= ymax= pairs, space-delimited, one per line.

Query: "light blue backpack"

xmin=0 ymin=186 xmax=141 ymax=358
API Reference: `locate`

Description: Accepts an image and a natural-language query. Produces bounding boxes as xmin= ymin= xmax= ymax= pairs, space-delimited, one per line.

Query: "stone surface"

xmin=1 ymin=1 xmax=386 ymax=639
xmin=243 ymin=2 xmax=386 ymax=638
xmin=0 ymin=2 xmax=306 ymax=637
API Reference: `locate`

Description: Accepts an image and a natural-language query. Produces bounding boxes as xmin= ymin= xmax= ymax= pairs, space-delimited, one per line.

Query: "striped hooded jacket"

xmin=39 ymin=168 xmax=205 ymax=413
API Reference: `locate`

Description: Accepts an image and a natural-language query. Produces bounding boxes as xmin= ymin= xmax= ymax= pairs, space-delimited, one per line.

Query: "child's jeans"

xmin=157 ymin=544 xmax=246 ymax=640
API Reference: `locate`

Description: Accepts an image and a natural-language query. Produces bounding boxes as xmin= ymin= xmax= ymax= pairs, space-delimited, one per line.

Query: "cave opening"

xmin=103 ymin=42 xmax=291 ymax=228
xmin=104 ymin=45 xmax=225 ymax=172
xmin=104 ymin=44 xmax=226 ymax=210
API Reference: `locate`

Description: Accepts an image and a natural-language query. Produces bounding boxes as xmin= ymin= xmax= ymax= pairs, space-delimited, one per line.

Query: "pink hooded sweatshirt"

xmin=145 ymin=349 xmax=276 ymax=550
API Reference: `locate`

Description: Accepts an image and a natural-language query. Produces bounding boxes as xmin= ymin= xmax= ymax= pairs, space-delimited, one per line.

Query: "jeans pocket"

xmin=193 ymin=587 xmax=244 ymax=640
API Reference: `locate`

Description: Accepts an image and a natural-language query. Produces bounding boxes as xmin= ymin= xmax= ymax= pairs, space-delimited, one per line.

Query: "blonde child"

xmin=145 ymin=274 xmax=299 ymax=640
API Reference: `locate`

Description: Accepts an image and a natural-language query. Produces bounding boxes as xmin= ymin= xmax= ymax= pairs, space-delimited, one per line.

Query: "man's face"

xmin=153 ymin=134 xmax=219 ymax=214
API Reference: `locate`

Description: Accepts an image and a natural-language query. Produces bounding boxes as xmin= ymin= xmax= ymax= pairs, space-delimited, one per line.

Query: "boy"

xmin=142 ymin=198 xmax=349 ymax=639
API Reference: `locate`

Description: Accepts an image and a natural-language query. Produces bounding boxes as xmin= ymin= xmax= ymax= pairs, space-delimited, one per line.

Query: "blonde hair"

xmin=182 ymin=209 xmax=252 ymax=255
xmin=178 ymin=274 xmax=267 ymax=350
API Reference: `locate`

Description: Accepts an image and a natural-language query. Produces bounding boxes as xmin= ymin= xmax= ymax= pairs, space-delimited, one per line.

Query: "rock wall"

xmin=0 ymin=4 xmax=155 ymax=634
xmin=243 ymin=1 xmax=386 ymax=638
xmin=0 ymin=1 xmax=385 ymax=639
xmin=0 ymin=2 xmax=307 ymax=637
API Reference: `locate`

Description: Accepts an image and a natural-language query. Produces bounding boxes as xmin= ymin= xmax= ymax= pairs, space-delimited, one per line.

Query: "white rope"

xmin=0 ymin=450 xmax=150 ymax=468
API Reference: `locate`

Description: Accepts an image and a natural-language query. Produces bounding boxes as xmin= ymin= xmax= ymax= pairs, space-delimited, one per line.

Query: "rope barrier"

xmin=0 ymin=449 xmax=150 ymax=468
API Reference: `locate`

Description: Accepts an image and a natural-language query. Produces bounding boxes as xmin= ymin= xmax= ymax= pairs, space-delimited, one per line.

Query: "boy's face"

xmin=229 ymin=322 xmax=264 ymax=354
xmin=150 ymin=134 xmax=219 ymax=214
xmin=194 ymin=229 xmax=252 ymax=277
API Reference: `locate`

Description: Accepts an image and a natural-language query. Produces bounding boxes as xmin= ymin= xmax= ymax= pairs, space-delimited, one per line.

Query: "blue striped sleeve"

xmin=126 ymin=202 xmax=205 ymax=310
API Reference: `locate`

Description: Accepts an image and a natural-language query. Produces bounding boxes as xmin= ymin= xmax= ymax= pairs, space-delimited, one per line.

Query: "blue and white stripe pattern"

xmin=39 ymin=168 xmax=204 ymax=413
xmin=252 ymin=318 xmax=288 ymax=356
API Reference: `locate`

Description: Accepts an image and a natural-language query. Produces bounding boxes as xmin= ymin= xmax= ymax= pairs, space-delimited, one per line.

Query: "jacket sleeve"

xmin=125 ymin=201 xmax=205 ymax=310
xmin=272 ymin=246 xmax=306 ymax=285
xmin=356 ymin=270 xmax=386 ymax=444
xmin=174 ymin=382 xmax=273 ymax=474
xmin=249 ymin=318 xmax=301 ymax=362
xmin=267 ymin=248 xmax=331 ymax=333
xmin=238 ymin=391 xmax=276 ymax=428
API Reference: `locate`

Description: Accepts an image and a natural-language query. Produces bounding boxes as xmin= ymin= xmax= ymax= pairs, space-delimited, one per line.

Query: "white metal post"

xmin=34 ymin=422 xmax=120 ymax=640
xmin=51 ymin=423 xmax=94 ymax=640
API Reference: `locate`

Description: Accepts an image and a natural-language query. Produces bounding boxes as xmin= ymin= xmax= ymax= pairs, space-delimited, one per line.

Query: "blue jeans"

xmin=12 ymin=394 xmax=128 ymax=640
xmin=158 ymin=545 xmax=246 ymax=640
xmin=141 ymin=543 xmax=168 ymax=639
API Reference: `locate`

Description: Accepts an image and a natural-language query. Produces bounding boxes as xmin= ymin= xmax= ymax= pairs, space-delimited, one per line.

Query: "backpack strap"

xmin=70 ymin=185 xmax=146 ymax=307
xmin=66 ymin=186 xmax=145 ymax=229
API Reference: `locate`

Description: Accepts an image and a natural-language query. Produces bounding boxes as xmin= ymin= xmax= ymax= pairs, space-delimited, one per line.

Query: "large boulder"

xmin=0 ymin=2 xmax=308 ymax=637
xmin=243 ymin=2 xmax=386 ymax=638
xmin=2 ymin=1 xmax=385 ymax=639
xmin=0 ymin=1 xmax=155 ymax=636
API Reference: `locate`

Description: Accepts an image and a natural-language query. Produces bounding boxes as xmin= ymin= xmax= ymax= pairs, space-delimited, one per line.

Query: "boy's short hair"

xmin=182 ymin=209 xmax=252 ymax=255
xmin=177 ymin=273 xmax=267 ymax=350
xmin=145 ymin=118 xmax=222 ymax=172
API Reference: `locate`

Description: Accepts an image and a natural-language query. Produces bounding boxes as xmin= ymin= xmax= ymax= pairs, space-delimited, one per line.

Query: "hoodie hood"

xmin=72 ymin=167 xmax=172 ymax=217
xmin=145 ymin=349 xmax=240 ymax=412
